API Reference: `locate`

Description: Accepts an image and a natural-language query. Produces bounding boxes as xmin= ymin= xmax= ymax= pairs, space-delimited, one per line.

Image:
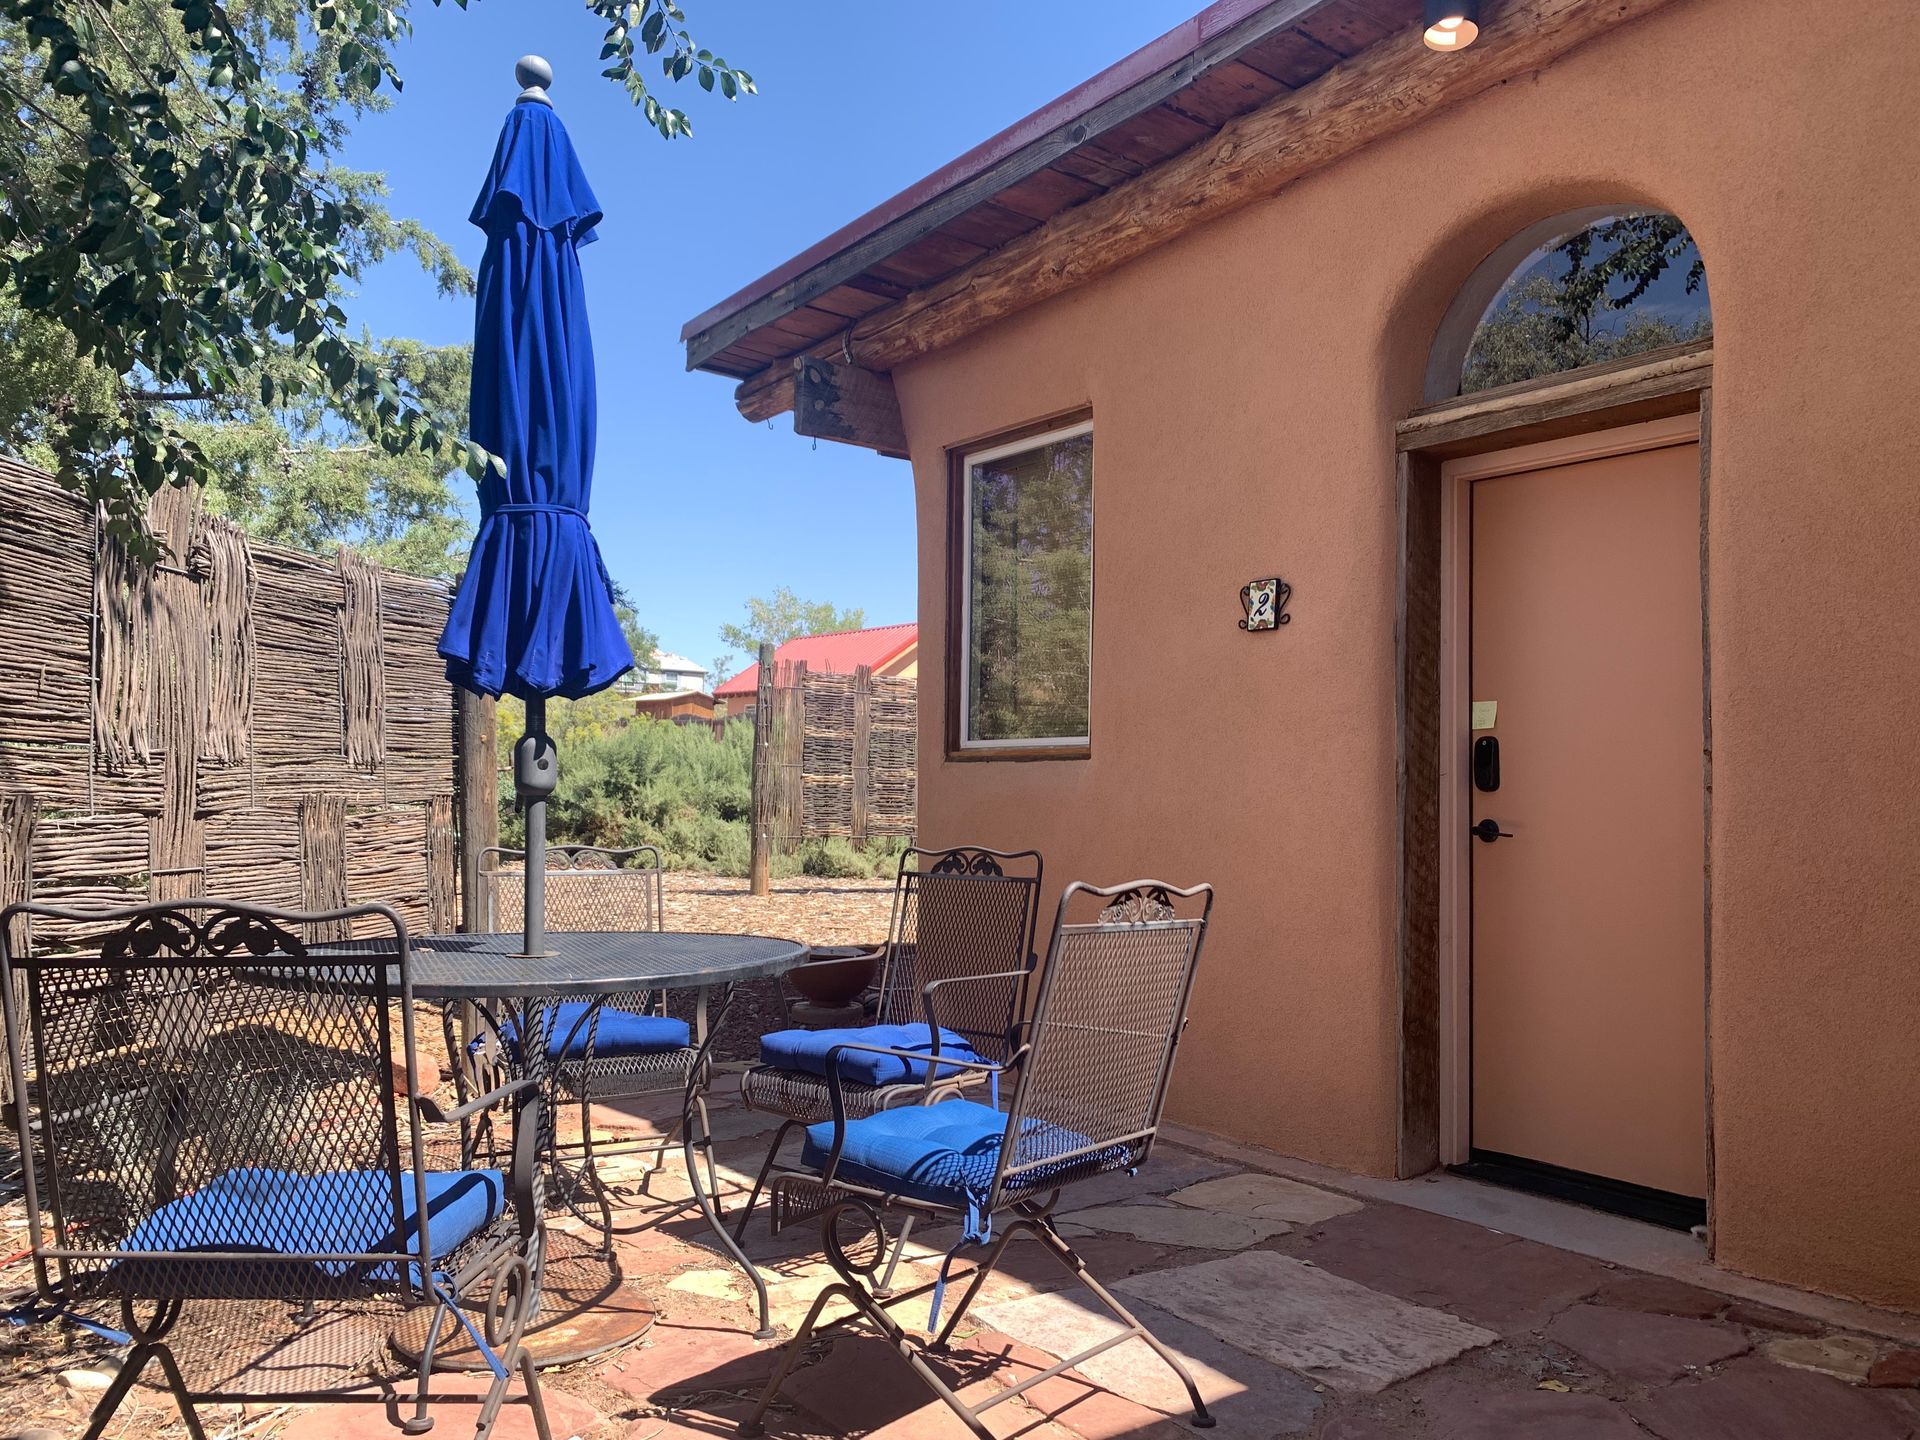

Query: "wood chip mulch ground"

xmin=658 ymin=871 xmax=894 ymax=1062
xmin=656 ymin=871 xmax=894 ymax=949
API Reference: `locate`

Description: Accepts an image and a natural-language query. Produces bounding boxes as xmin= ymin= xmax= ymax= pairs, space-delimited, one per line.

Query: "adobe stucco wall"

xmin=891 ymin=0 xmax=1920 ymax=1310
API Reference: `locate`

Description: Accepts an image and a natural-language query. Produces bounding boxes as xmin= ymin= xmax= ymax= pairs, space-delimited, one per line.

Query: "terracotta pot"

xmin=788 ymin=946 xmax=881 ymax=1005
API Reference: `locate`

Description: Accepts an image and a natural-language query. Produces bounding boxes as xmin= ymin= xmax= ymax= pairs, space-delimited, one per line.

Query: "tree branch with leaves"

xmin=0 ymin=0 xmax=754 ymax=557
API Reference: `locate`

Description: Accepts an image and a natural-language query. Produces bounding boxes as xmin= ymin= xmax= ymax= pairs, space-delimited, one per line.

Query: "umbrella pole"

xmin=515 ymin=694 xmax=557 ymax=957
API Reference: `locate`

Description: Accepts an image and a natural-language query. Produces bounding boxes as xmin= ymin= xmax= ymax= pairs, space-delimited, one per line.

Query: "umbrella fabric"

xmin=439 ymin=100 xmax=632 ymax=700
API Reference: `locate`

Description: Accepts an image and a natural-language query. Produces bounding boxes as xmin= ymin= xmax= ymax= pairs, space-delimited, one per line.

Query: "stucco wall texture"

xmin=892 ymin=0 xmax=1920 ymax=1310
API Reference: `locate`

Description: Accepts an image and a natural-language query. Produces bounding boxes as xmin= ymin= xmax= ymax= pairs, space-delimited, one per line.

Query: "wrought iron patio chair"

xmin=462 ymin=844 xmax=725 ymax=1242
xmin=1 ymin=898 xmax=549 ymax=1440
xmin=740 ymin=879 xmax=1217 ymax=1440
xmin=731 ymin=844 xmax=1044 ymax=1286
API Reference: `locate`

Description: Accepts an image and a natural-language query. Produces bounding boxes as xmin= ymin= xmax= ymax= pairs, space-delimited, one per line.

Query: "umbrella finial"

xmin=516 ymin=54 xmax=554 ymax=107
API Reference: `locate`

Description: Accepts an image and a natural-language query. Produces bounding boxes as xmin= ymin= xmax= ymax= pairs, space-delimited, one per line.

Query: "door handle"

xmin=1471 ymin=818 xmax=1513 ymax=843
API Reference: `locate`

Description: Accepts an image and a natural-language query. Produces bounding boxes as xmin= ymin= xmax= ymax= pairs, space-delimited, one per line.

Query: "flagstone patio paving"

xmin=12 ymin=1070 xmax=1920 ymax=1439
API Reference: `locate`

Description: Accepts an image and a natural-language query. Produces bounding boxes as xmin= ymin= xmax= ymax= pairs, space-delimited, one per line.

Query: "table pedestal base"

xmin=391 ymin=1230 xmax=656 ymax=1371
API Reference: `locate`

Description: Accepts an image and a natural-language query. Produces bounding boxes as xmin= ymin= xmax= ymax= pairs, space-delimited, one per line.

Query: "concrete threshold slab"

xmin=1159 ymin=1122 xmax=1920 ymax=1347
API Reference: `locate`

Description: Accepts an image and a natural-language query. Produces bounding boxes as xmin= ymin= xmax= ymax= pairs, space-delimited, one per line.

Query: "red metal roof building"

xmin=713 ymin=623 xmax=918 ymax=701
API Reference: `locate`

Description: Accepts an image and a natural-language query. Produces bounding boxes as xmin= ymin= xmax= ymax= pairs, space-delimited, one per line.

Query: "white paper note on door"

xmin=1471 ymin=700 xmax=1498 ymax=730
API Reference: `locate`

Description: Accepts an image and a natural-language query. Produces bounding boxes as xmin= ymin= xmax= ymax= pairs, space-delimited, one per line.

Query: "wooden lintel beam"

xmin=793 ymin=358 xmax=909 ymax=459
xmin=1396 ymin=341 xmax=1712 ymax=454
xmin=844 ymin=0 xmax=1685 ymax=372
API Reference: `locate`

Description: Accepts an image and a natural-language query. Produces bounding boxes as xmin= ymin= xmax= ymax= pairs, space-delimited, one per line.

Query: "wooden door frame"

xmin=1391 ymin=342 xmax=1715 ymax=1223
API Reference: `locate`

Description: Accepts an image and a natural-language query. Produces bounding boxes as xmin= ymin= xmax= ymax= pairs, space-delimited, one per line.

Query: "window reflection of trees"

xmin=1463 ymin=214 xmax=1711 ymax=394
xmin=968 ymin=432 xmax=1093 ymax=744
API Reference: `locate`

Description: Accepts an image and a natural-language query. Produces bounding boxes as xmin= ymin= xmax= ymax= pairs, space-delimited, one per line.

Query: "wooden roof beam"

xmin=734 ymin=356 xmax=909 ymax=461
xmin=837 ymin=0 xmax=1685 ymax=375
xmin=685 ymin=0 xmax=1362 ymax=372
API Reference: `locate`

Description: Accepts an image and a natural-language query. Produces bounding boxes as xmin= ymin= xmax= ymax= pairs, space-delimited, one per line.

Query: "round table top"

xmin=290 ymin=930 xmax=807 ymax=1000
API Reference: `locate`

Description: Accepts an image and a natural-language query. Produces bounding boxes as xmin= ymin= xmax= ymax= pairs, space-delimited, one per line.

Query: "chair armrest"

xmin=920 ymin=968 xmax=1030 ymax=1038
xmin=415 ymin=1075 xmax=537 ymax=1125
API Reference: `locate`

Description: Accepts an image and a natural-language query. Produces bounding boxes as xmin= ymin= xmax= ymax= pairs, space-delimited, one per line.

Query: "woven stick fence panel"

xmin=204 ymin=808 xmax=304 ymax=909
xmin=337 ymin=548 xmax=386 ymax=773
xmin=426 ymin=794 xmax=456 ymax=934
xmin=195 ymin=515 xmax=255 ymax=765
xmin=346 ymin=803 xmax=429 ymax=935
xmin=0 ymin=463 xmax=97 ymax=756
xmin=0 ymin=459 xmax=458 ymax=933
xmin=300 ymin=793 xmax=352 ymax=941
xmin=148 ymin=488 xmax=208 ymax=903
xmin=766 ymin=660 xmax=806 ymax=846
xmin=797 ymin=667 xmax=917 ymax=840
xmin=379 ymin=580 xmax=458 ymax=803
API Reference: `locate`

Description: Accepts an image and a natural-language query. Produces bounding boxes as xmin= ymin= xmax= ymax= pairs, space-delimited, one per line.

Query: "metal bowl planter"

xmin=786 ymin=946 xmax=880 ymax=1005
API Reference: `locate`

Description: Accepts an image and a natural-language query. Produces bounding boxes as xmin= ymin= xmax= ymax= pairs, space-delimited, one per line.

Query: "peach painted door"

xmin=1467 ymin=438 xmax=1706 ymax=1198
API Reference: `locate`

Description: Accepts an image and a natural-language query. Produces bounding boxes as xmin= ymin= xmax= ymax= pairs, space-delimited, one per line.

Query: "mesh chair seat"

xmin=503 ymin=1002 xmax=691 ymax=1061
xmin=120 ymin=1167 xmax=507 ymax=1285
xmin=759 ymin=1023 xmax=987 ymax=1086
xmin=798 ymin=1100 xmax=1130 ymax=1218
xmin=740 ymin=1062 xmax=899 ymax=1124
xmin=551 ymin=1043 xmax=699 ymax=1099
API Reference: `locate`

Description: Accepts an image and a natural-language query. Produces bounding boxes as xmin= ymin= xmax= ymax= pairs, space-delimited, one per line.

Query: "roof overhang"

xmin=681 ymin=0 xmax=1405 ymax=377
xmin=687 ymin=0 xmax=1685 ymax=446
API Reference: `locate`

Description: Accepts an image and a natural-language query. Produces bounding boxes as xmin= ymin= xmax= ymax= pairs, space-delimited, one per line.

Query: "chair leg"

xmin=731 ymin=1119 xmax=795 ymax=1245
xmin=928 ymin=1222 xmax=1026 ymax=1350
xmin=741 ymin=1268 xmax=997 ymax=1440
xmin=78 ymin=1343 xmax=156 ymax=1440
xmin=82 ymin=1343 xmax=208 ymax=1440
xmin=874 ymin=1212 xmax=916 ymax=1299
xmin=1026 ymin=1217 xmax=1215 ymax=1428
xmin=635 ymin=1105 xmax=687 ymax=1191
xmin=401 ymin=1299 xmax=452 ymax=1435
xmin=149 ymin=1344 xmax=211 ymax=1440
xmin=738 ymin=1280 xmax=856 ymax=1438
xmin=517 ymin=1348 xmax=555 ymax=1440
xmin=578 ymin=1088 xmax=618 ymax=1253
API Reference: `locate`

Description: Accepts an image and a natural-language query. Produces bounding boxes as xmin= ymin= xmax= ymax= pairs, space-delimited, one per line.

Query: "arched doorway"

xmin=1397 ymin=211 xmax=1714 ymax=1231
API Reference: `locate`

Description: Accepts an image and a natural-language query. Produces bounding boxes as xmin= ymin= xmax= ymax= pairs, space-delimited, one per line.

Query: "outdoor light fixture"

xmin=1423 ymin=0 xmax=1481 ymax=51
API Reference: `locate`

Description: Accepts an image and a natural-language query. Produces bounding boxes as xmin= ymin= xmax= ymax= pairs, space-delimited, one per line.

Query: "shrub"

xmin=494 ymin=696 xmax=906 ymax=878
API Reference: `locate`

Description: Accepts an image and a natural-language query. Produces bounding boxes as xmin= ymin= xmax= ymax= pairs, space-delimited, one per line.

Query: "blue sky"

xmin=342 ymin=1 xmax=1198 ymax=679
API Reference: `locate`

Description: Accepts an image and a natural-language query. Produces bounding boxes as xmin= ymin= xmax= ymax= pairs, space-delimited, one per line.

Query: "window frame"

xmin=945 ymin=410 xmax=1095 ymax=762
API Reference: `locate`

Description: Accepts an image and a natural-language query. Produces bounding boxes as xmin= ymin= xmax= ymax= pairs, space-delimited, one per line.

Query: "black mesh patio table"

xmin=303 ymin=929 xmax=805 ymax=999
xmin=294 ymin=929 xmax=808 ymax=1350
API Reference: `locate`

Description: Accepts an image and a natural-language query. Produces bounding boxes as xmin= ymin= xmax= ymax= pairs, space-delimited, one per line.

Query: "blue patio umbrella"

xmin=440 ymin=57 xmax=633 ymax=956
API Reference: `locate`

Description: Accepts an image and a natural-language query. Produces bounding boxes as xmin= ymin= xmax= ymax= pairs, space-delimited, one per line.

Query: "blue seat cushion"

xmin=502 ymin=1002 xmax=691 ymax=1062
xmin=121 ymin=1167 xmax=506 ymax=1278
xmin=800 ymin=1099 xmax=1127 ymax=1213
xmin=760 ymin=1023 xmax=984 ymax=1087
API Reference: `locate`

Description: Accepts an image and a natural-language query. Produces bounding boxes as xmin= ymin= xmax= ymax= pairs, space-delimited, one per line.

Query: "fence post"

xmin=456 ymin=688 xmax=499 ymax=931
xmin=0 ymin=793 xmax=33 ymax=1111
xmin=750 ymin=642 xmax=775 ymax=896
xmin=851 ymin=664 xmax=872 ymax=842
